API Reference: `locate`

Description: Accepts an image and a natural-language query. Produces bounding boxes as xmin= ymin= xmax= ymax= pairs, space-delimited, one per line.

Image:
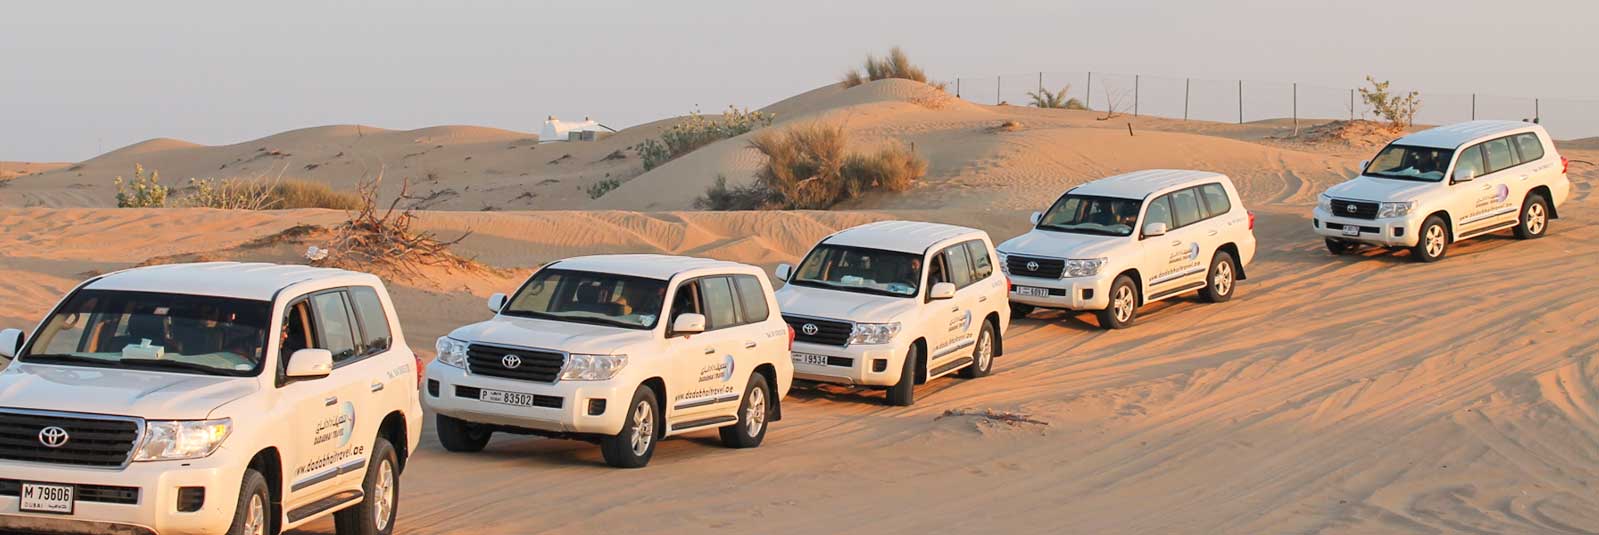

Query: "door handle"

xmin=704 ymin=347 xmax=716 ymax=355
xmin=978 ymin=296 xmax=988 ymax=302
xmin=371 ymin=382 xmax=385 ymax=393
xmin=744 ymin=341 xmax=758 ymax=349
xmin=950 ymin=306 xmax=959 ymax=312
xmin=1207 ymin=230 xmax=1218 ymax=236
xmin=1170 ymin=240 xmax=1181 ymax=246
xmin=324 ymin=396 xmax=338 ymax=406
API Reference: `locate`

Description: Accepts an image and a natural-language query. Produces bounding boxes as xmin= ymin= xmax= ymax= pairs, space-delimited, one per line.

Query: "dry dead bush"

xmin=841 ymin=46 xmax=928 ymax=88
xmin=180 ymin=176 xmax=360 ymax=210
xmin=312 ymin=173 xmax=481 ymax=277
xmin=698 ymin=123 xmax=925 ymax=210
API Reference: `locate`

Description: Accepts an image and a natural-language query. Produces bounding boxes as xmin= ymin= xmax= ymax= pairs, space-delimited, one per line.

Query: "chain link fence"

xmin=952 ymin=71 xmax=1599 ymax=141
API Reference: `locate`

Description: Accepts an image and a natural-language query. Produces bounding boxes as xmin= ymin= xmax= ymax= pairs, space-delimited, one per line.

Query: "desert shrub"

xmin=179 ymin=177 xmax=361 ymax=210
xmin=1359 ymin=76 xmax=1421 ymax=129
xmin=312 ymin=173 xmax=480 ymax=277
xmin=269 ymin=179 xmax=362 ymax=210
xmin=699 ymin=123 xmax=926 ymax=210
xmin=585 ymin=178 xmax=622 ymax=199
xmin=841 ymin=46 xmax=928 ymax=88
xmin=114 ymin=164 xmax=168 ymax=207
xmin=1027 ymin=85 xmax=1086 ymax=110
xmin=637 ymin=106 xmax=775 ymax=170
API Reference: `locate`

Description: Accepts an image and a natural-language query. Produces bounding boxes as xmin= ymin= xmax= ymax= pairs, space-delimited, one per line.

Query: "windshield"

xmin=792 ymin=244 xmax=921 ymax=298
xmin=1038 ymin=195 xmax=1142 ymax=236
xmin=502 ymin=269 xmax=667 ymax=329
xmin=1365 ymin=144 xmax=1454 ymax=182
xmin=20 ymin=290 xmax=270 ymax=376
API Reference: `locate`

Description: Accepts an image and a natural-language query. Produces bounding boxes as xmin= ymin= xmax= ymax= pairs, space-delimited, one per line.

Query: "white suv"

xmin=997 ymin=169 xmax=1257 ymax=329
xmin=0 ymin=262 xmax=423 ymax=535
xmin=1316 ymin=121 xmax=1571 ymax=262
xmin=774 ymin=221 xmax=1009 ymax=406
xmin=426 ymin=254 xmax=793 ymax=468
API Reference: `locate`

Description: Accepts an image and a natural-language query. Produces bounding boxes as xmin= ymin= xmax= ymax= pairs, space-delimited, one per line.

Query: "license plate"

xmin=1341 ymin=225 xmax=1361 ymax=236
xmin=20 ymin=482 xmax=73 ymax=515
xmin=1013 ymin=286 xmax=1050 ymax=297
xmin=478 ymin=388 xmax=541 ymax=408
xmin=791 ymin=352 xmax=830 ymax=366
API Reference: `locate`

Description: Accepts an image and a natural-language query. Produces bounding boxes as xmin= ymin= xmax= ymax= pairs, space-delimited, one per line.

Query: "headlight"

xmin=1378 ymin=201 xmax=1415 ymax=218
xmin=1063 ymin=258 xmax=1107 ymax=278
xmin=134 ymin=419 xmax=231 ymax=461
xmin=997 ymin=251 xmax=1010 ymax=274
xmin=435 ymin=337 xmax=469 ymax=368
xmin=1317 ymin=194 xmax=1333 ymax=213
xmin=849 ymin=322 xmax=901 ymax=345
xmin=561 ymin=354 xmax=627 ymax=381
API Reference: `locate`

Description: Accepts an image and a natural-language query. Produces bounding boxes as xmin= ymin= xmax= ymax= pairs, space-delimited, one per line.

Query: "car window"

xmin=1483 ymin=137 xmax=1517 ymax=173
xmin=1199 ymin=184 xmax=1231 ymax=218
xmin=310 ymin=292 xmax=358 ymax=363
xmin=349 ymin=286 xmax=391 ymax=355
xmin=281 ymin=300 xmax=317 ymax=361
xmin=669 ymin=280 xmax=701 ymax=328
xmin=1454 ymin=144 xmax=1487 ymax=181
xmin=926 ymin=252 xmax=950 ymax=286
xmin=962 ymin=240 xmax=993 ymax=281
xmin=1170 ymin=188 xmax=1203 ymax=228
xmin=1144 ymin=195 xmax=1174 ymax=233
xmin=1514 ymin=133 xmax=1544 ymax=162
xmin=699 ymin=277 xmax=739 ymax=330
xmin=732 ymin=275 xmax=769 ymax=324
xmin=943 ymin=245 xmax=975 ymax=289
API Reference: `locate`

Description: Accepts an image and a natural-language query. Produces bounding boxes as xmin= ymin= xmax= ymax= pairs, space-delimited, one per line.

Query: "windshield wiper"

xmin=21 ymin=354 xmax=117 ymax=367
xmin=796 ymin=279 xmax=913 ymax=298
xmin=504 ymin=309 xmax=645 ymax=329
xmin=1038 ymin=224 xmax=1123 ymax=236
xmin=119 ymin=358 xmax=246 ymax=377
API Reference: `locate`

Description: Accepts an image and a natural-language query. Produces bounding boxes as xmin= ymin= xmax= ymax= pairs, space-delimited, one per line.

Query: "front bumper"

xmin=1005 ymin=272 xmax=1114 ymax=311
xmin=0 ymin=453 xmax=241 ymax=535
xmin=424 ymin=361 xmax=631 ymax=436
xmin=789 ymin=340 xmax=911 ymax=387
xmin=1313 ymin=207 xmax=1422 ymax=247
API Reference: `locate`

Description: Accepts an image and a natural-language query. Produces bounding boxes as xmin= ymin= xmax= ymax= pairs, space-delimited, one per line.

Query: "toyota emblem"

xmin=1345 ymin=204 xmax=1357 ymax=213
xmin=501 ymin=354 xmax=522 ymax=369
xmin=801 ymin=323 xmax=819 ymax=336
xmin=38 ymin=426 xmax=68 ymax=448
xmin=1026 ymin=261 xmax=1040 ymax=271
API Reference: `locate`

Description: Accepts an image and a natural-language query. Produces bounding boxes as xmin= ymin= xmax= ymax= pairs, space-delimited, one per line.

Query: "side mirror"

xmin=1029 ymin=212 xmax=1043 ymax=225
xmin=285 ymin=349 xmax=334 ymax=379
xmin=1453 ymin=168 xmax=1476 ymax=183
xmin=671 ymin=313 xmax=706 ymax=336
xmin=928 ymin=282 xmax=957 ymax=300
xmin=0 ymin=329 xmax=24 ymax=359
xmin=1358 ymin=160 xmax=1370 ymax=171
xmin=487 ymin=293 xmax=508 ymax=313
xmin=774 ymin=263 xmax=792 ymax=282
xmin=1142 ymin=222 xmax=1169 ymax=237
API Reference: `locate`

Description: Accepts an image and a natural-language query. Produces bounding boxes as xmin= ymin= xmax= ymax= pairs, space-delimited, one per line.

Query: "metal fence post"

xmin=997 ymin=76 xmax=1001 ymax=105
xmin=1134 ymin=75 xmax=1140 ymax=117
xmin=1292 ymin=83 xmax=1298 ymax=135
xmin=1237 ymin=80 xmax=1244 ymax=124
xmin=1350 ymin=88 xmax=1355 ymax=120
xmin=1535 ymin=98 xmax=1541 ymax=123
xmin=1184 ymin=78 xmax=1190 ymax=121
xmin=1086 ymin=72 xmax=1093 ymax=111
xmin=1037 ymin=72 xmax=1043 ymax=94
xmin=955 ymin=78 xmax=961 ymax=99
xmin=1472 ymin=93 xmax=1477 ymax=120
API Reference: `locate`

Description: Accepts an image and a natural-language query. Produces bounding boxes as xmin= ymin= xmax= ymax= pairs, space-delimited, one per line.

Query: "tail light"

xmin=1247 ymin=211 xmax=1256 ymax=230
xmin=415 ymin=354 xmax=425 ymax=389
xmin=786 ymin=324 xmax=795 ymax=351
xmin=1562 ymin=156 xmax=1570 ymax=175
xmin=1005 ymin=276 xmax=1012 ymax=293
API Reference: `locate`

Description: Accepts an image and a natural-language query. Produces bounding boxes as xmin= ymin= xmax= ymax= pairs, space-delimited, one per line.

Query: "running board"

xmin=670 ymin=415 xmax=737 ymax=431
xmin=286 ymin=490 xmax=364 ymax=523
xmin=1148 ymin=281 xmax=1207 ymax=302
xmin=928 ymin=356 xmax=973 ymax=379
xmin=1457 ymin=220 xmax=1518 ymax=240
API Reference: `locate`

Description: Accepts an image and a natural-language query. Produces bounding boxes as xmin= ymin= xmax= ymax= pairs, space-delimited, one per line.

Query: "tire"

xmin=600 ymin=385 xmax=659 ymax=468
xmin=1325 ymin=238 xmax=1357 ymax=255
xmin=334 ymin=438 xmax=399 ymax=535
xmin=885 ymin=345 xmax=918 ymax=406
xmin=1199 ymin=251 xmax=1237 ymax=303
xmin=1096 ymin=275 xmax=1138 ymax=330
xmin=960 ymin=320 xmax=995 ymax=379
xmin=1009 ymin=303 xmax=1034 ymax=319
xmin=1411 ymin=216 xmax=1449 ymax=263
xmin=435 ymin=414 xmax=491 ymax=453
xmin=1514 ymin=193 xmax=1550 ymax=239
xmin=226 ymin=469 xmax=272 ymax=535
xmin=719 ymin=375 xmax=771 ymax=448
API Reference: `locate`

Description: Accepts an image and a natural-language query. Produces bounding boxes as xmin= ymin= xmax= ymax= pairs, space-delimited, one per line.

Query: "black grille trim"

xmin=0 ymin=410 xmax=140 ymax=468
xmin=825 ymin=356 xmax=854 ymax=368
xmin=466 ymin=344 xmax=566 ymax=383
xmin=1330 ymin=199 xmax=1380 ymax=220
xmin=783 ymin=315 xmax=853 ymax=347
xmin=0 ymin=479 xmax=140 ymax=505
xmin=1006 ymin=255 xmax=1066 ymax=279
xmin=1324 ymin=222 xmax=1381 ymax=234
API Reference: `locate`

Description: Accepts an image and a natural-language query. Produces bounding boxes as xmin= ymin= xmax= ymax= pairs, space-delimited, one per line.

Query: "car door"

xmin=1510 ymin=132 xmax=1552 ymax=196
xmin=346 ymin=285 xmax=412 ymax=431
xmin=962 ymin=239 xmax=1005 ymax=329
xmin=1447 ymin=142 xmax=1490 ymax=233
xmin=277 ymin=295 xmax=365 ymax=511
xmin=930 ymin=243 xmax=980 ymax=370
xmin=1469 ymin=136 xmax=1522 ymax=230
xmin=665 ymin=277 xmax=745 ymax=422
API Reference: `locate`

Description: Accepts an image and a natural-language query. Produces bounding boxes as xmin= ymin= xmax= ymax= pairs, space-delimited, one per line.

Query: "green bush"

xmin=585 ymin=178 xmax=622 ymax=199
xmin=179 ymin=177 xmax=361 ymax=210
xmin=1359 ymin=76 xmax=1421 ymax=129
xmin=637 ymin=106 xmax=774 ymax=170
xmin=114 ymin=164 xmax=169 ymax=208
xmin=841 ymin=46 xmax=928 ymax=88
xmin=698 ymin=122 xmax=925 ymax=210
xmin=1027 ymin=85 xmax=1086 ymax=110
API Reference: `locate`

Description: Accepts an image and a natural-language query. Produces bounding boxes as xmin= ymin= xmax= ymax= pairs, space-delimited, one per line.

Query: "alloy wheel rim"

xmin=631 ymin=401 xmax=654 ymax=456
xmin=1214 ymin=261 xmax=1233 ymax=296
xmin=246 ymin=493 xmax=265 ymax=535
xmin=976 ymin=329 xmax=993 ymax=370
xmin=746 ymin=386 xmax=766 ymax=437
xmin=374 ymin=459 xmax=395 ymax=530
xmin=1113 ymin=286 xmax=1135 ymax=322
xmin=1426 ymin=226 xmax=1445 ymax=257
xmin=1528 ymin=204 xmax=1546 ymax=234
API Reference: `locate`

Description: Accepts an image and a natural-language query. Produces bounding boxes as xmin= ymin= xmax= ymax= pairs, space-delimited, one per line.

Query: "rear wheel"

xmin=600 ymin=385 xmax=659 ymax=468
xmin=334 ymin=437 xmax=398 ymax=535
xmin=1514 ymin=193 xmax=1549 ymax=239
xmin=886 ymin=346 xmax=918 ymax=406
xmin=960 ymin=321 xmax=995 ymax=378
xmin=1411 ymin=216 xmax=1449 ymax=262
xmin=435 ymin=414 xmax=491 ymax=452
xmin=1096 ymin=275 xmax=1138 ymax=330
xmin=1199 ymin=251 xmax=1237 ymax=303
xmin=719 ymin=375 xmax=771 ymax=448
xmin=1325 ymin=238 xmax=1357 ymax=255
xmin=225 ymin=469 xmax=271 ymax=535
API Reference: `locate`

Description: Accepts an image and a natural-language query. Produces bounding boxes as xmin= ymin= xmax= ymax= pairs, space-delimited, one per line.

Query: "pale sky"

xmin=4 ymin=0 xmax=1597 ymax=162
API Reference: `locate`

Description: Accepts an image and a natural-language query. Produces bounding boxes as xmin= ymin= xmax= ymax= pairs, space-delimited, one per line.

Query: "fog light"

xmin=872 ymin=359 xmax=888 ymax=373
xmin=1082 ymin=289 xmax=1094 ymax=300
xmin=427 ymin=379 xmax=440 ymax=397
xmin=1313 ymin=218 xmax=1320 ymax=227
xmin=587 ymin=399 xmax=607 ymax=416
xmin=1393 ymin=227 xmax=1405 ymax=237
xmin=177 ymin=487 xmax=205 ymax=512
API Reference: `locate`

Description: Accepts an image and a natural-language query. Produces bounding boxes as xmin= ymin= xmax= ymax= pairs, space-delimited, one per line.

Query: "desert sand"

xmin=1 ymin=79 xmax=1596 ymax=534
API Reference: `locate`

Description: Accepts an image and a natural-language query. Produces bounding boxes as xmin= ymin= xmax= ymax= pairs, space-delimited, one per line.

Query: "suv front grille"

xmin=1330 ymin=199 xmax=1379 ymax=220
xmin=783 ymin=315 xmax=852 ymax=347
xmin=1005 ymin=255 xmax=1065 ymax=278
xmin=0 ymin=410 xmax=140 ymax=468
xmin=0 ymin=479 xmax=140 ymax=504
xmin=467 ymin=344 xmax=565 ymax=383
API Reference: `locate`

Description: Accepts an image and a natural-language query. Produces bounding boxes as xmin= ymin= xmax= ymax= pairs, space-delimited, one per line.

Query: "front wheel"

xmin=600 ymin=385 xmax=659 ymax=468
xmin=334 ymin=438 xmax=399 ymax=535
xmin=225 ymin=469 xmax=271 ymax=535
xmin=719 ymin=375 xmax=771 ymax=448
xmin=1411 ymin=216 xmax=1449 ymax=263
xmin=1514 ymin=193 xmax=1549 ymax=239
xmin=1010 ymin=303 xmax=1034 ymax=319
xmin=435 ymin=414 xmax=491 ymax=452
xmin=1199 ymin=251 xmax=1237 ymax=303
xmin=960 ymin=321 xmax=995 ymax=379
xmin=1325 ymin=238 xmax=1357 ymax=256
xmin=886 ymin=346 xmax=918 ymax=406
xmin=1096 ymin=275 xmax=1138 ymax=330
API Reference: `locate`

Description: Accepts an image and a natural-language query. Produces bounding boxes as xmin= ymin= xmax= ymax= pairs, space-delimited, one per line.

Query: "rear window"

xmin=1199 ymin=184 xmax=1231 ymax=217
xmin=962 ymin=241 xmax=993 ymax=281
xmin=732 ymin=275 xmax=769 ymax=323
xmin=1170 ymin=188 xmax=1203 ymax=228
xmin=1514 ymin=133 xmax=1545 ymax=162
xmin=349 ymin=286 xmax=392 ymax=354
xmin=700 ymin=276 xmax=739 ymax=330
xmin=1483 ymin=138 xmax=1517 ymax=173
